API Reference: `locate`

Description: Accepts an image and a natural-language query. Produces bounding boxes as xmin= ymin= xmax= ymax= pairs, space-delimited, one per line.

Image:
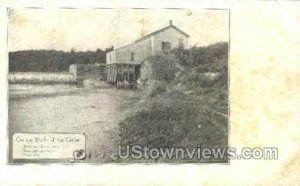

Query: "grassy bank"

xmin=117 ymin=42 xmax=228 ymax=162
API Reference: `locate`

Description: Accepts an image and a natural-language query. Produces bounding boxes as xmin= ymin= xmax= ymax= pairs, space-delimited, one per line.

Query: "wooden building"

xmin=105 ymin=20 xmax=189 ymax=86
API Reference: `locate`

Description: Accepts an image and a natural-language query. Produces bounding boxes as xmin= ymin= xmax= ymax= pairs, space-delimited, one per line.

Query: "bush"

xmin=171 ymin=42 xmax=228 ymax=67
xmin=140 ymin=54 xmax=178 ymax=96
xmin=141 ymin=54 xmax=178 ymax=83
xmin=142 ymin=80 xmax=167 ymax=97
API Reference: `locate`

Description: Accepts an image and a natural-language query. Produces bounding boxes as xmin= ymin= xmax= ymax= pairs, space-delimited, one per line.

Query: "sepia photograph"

xmin=8 ymin=8 xmax=229 ymax=163
xmin=2 ymin=1 xmax=300 ymax=185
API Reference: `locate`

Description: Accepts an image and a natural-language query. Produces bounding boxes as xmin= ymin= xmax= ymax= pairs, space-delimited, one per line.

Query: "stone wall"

xmin=69 ymin=64 xmax=105 ymax=81
xmin=9 ymin=72 xmax=77 ymax=84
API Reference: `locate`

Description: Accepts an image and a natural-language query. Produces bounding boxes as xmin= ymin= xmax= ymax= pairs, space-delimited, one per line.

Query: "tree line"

xmin=9 ymin=48 xmax=111 ymax=72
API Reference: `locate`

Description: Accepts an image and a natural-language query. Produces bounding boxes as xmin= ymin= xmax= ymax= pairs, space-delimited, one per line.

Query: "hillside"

xmin=117 ymin=42 xmax=229 ymax=162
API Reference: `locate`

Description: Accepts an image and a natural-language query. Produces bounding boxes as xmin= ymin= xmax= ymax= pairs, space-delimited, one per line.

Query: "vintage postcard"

xmin=1 ymin=1 xmax=300 ymax=186
xmin=8 ymin=8 xmax=229 ymax=163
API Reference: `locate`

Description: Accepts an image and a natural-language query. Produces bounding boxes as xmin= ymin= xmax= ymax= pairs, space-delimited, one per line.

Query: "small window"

xmin=178 ymin=39 xmax=184 ymax=48
xmin=131 ymin=52 xmax=135 ymax=61
xmin=162 ymin=42 xmax=171 ymax=50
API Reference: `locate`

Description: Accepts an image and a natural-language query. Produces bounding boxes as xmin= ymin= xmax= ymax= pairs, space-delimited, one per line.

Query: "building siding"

xmin=152 ymin=27 xmax=189 ymax=54
xmin=106 ymin=51 xmax=116 ymax=64
xmin=104 ymin=22 xmax=189 ymax=86
xmin=107 ymin=26 xmax=188 ymax=65
xmin=115 ymin=38 xmax=152 ymax=64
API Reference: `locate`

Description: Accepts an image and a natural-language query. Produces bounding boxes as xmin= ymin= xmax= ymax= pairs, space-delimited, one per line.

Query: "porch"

xmin=106 ymin=63 xmax=141 ymax=88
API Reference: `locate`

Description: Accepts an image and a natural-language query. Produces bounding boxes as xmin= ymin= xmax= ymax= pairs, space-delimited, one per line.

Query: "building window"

xmin=178 ymin=39 xmax=184 ymax=49
xmin=131 ymin=52 xmax=135 ymax=61
xmin=161 ymin=42 xmax=171 ymax=50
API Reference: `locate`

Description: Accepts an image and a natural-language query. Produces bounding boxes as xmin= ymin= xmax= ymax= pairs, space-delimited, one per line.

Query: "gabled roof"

xmin=111 ymin=22 xmax=190 ymax=51
xmin=135 ymin=24 xmax=190 ymax=42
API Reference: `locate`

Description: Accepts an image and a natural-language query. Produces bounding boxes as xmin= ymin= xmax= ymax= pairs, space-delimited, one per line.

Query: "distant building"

xmin=106 ymin=20 xmax=190 ymax=86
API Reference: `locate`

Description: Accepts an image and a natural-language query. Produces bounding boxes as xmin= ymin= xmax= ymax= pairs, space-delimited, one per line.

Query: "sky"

xmin=8 ymin=8 xmax=229 ymax=52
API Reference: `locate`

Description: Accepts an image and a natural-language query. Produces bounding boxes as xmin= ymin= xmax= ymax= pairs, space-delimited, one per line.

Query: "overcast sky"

xmin=8 ymin=8 xmax=229 ymax=52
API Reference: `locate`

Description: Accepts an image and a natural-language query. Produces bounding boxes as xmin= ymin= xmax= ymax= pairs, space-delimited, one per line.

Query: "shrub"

xmin=140 ymin=54 xmax=178 ymax=97
xmin=171 ymin=42 xmax=228 ymax=67
xmin=142 ymin=80 xmax=167 ymax=97
xmin=141 ymin=54 xmax=178 ymax=83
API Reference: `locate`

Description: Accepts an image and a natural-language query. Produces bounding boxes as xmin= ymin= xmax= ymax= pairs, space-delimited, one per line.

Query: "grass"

xmin=117 ymin=42 xmax=229 ymax=162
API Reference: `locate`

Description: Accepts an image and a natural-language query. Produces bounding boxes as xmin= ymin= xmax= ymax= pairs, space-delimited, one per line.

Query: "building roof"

xmin=113 ymin=21 xmax=190 ymax=51
xmin=135 ymin=24 xmax=190 ymax=42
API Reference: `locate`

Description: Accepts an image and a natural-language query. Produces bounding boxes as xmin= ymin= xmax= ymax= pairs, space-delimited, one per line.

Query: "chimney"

xmin=169 ymin=20 xmax=173 ymax=26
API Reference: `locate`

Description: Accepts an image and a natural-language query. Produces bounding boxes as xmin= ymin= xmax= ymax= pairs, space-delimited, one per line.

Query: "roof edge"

xmin=135 ymin=25 xmax=189 ymax=43
xmin=112 ymin=24 xmax=190 ymax=51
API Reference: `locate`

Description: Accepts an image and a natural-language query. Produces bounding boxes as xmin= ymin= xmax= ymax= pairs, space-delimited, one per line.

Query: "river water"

xmin=9 ymin=84 xmax=140 ymax=163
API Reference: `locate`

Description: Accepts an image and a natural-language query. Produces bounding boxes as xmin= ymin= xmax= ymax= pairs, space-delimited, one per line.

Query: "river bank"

xmin=9 ymin=84 xmax=140 ymax=163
